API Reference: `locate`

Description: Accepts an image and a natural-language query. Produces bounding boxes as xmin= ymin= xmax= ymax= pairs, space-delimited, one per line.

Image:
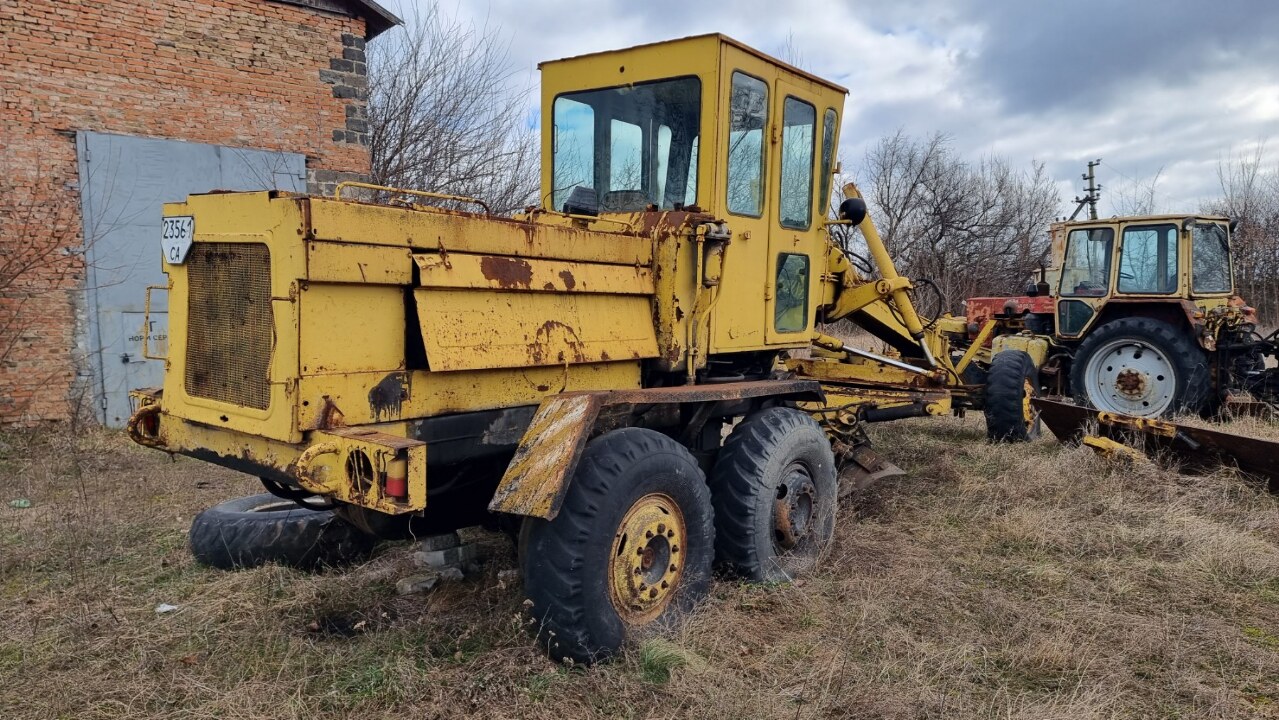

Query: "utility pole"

xmin=1069 ymin=159 xmax=1102 ymax=220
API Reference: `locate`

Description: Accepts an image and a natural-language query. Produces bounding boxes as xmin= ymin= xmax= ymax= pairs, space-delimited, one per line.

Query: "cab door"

xmin=765 ymin=80 xmax=821 ymax=344
xmin=710 ymin=67 xmax=774 ymax=350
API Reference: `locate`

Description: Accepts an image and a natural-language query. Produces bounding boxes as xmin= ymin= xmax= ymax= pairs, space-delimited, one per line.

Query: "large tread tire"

xmin=984 ymin=350 xmax=1042 ymax=442
xmin=1070 ymin=317 xmax=1209 ymax=417
xmin=709 ymin=407 xmax=837 ymax=583
xmin=520 ymin=428 xmax=714 ymax=665
xmin=189 ymin=493 xmax=375 ymax=571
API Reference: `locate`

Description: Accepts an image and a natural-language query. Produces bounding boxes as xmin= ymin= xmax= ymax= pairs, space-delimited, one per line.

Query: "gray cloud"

xmin=384 ymin=0 xmax=1279 ymax=214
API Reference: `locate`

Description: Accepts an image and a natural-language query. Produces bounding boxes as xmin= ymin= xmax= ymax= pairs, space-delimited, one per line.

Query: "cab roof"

xmin=538 ymin=33 xmax=849 ymax=95
xmin=1057 ymin=213 xmax=1230 ymax=227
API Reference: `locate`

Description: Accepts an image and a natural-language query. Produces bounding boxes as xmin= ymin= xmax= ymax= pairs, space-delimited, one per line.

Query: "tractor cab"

xmin=1050 ymin=215 xmax=1236 ymax=338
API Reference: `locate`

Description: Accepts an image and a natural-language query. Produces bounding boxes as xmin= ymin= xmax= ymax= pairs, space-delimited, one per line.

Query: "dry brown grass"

xmin=3 ymin=418 xmax=1279 ymax=719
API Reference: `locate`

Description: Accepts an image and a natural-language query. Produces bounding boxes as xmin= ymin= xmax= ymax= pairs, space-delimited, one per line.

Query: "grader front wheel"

xmin=984 ymin=350 xmax=1042 ymax=442
xmin=520 ymin=428 xmax=714 ymax=664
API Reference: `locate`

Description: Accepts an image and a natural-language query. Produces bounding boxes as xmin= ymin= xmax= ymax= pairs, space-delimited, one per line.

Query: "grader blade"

xmin=1033 ymin=397 xmax=1279 ymax=492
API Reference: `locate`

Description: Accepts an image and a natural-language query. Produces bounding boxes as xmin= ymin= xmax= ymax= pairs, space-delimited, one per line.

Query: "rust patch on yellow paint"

xmin=528 ymin=320 xmax=587 ymax=365
xmin=558 ymin=269 xmax=577 ymax=290
xmin=479 ymin=255 xmax=534 ymax=288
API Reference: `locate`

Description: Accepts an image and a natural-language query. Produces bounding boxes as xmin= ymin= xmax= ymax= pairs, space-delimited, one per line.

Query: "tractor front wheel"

xmin=519 ymin=428 xmax=714 ymax=664
xmin=984 ymin=350 xmax=1042 ymax=442
xmin=1070 ymin=317 xmax=1208 ymax=417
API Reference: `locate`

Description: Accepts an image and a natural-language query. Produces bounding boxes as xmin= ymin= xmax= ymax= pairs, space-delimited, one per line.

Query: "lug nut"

xmin=669 ymin=563 xmax=678 ymax=572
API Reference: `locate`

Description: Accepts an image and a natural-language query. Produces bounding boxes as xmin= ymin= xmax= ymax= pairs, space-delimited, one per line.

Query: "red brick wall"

xmin=0 ymin=0 xmax=375 ymax=424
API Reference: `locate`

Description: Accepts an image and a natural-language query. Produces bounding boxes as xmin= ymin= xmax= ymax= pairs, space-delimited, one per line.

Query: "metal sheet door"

xmin=76 ymin=131 xmax=306 ymax=426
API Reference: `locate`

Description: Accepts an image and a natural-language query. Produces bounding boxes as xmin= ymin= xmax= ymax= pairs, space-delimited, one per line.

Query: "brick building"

xmin=0 ymin=0 xmax=400 ymax=426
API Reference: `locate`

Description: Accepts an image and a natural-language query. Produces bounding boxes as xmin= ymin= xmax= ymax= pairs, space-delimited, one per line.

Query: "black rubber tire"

xmin=189 ymin=493 xmax=376 ymax=571
xmin=1069 ymin=317 xmax=1209 ymax=417
xmin=984 ymin=350 xmax=1042 ymax=442
xmin=520 ymin=428 xmax=714 ymax=665
xmin=709 ymin=407 xmax=838 ymax=583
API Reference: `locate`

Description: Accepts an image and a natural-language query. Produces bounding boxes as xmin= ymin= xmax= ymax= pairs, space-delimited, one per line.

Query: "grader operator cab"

xmin=126 ymin=34 xmax=1276 ymax=663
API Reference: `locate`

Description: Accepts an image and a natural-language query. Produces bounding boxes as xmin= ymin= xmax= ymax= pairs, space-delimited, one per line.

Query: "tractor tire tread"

xmin=189 ymin=493 xmax=375 ymax=571
xmin=1069 ymin=316 xmax=1209 ymax=415
xmin=985 ymin=350 xmax=1040 ymax=442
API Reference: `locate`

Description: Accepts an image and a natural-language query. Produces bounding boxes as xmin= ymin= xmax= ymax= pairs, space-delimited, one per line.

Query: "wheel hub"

xmin=774 ymin=464 xmax=817 ymax=550
xmin=1114 ymin=368 xmax=1147 ymax=399
xmin=1084 ymin=339 xmax=1177 ymax=416
xmin=609 ymin=493 xmax=685 ymax=624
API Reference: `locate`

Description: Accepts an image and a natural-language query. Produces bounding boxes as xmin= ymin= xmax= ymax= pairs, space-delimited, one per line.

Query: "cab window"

xmin=818 ymin=108 xmax=838 ymax=214
xmin=1118 ymin=224 xmax=1178 ymax=294
xmin=1192 ymin=223 xmax=1232 ymax=293
xmin=726 ymin=72 xmax=768 ymax=216
xmin=552 ymin=77 xmax=701 ymax=212
xmin=779 ymin=97 xmax=816 ymax=230
xmin=1059 ymin=228 xmax=1114 ymax=297
xmin=775 ymin=253 xmax=810 ymax=332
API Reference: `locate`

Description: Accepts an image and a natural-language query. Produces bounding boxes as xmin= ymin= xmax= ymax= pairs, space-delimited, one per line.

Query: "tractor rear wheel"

xmin=1070 ymin=317 xmax=1208 ymax=417
xmin=984 ymin=350 xmax=1042 ymax=442
xmin=520 ymin=428 xmax=714 ymax=664
xmin=710 ymin=407 xmax=838 ymax=583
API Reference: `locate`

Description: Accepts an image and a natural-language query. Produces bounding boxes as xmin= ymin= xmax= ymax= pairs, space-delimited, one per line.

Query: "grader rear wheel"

xmin=520 ymin=428 xmax=714 ymax=664
xmin=710 ymin=407 xmax=838 ymax=583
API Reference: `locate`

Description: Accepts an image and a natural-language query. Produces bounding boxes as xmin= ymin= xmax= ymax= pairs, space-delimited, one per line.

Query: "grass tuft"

xmin=634 ymin=638 xmax=702 ymax=684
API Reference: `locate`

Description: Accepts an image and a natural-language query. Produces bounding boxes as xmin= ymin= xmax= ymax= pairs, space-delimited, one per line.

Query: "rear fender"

xmin=487 ymin=380 xmax=824 ymax=520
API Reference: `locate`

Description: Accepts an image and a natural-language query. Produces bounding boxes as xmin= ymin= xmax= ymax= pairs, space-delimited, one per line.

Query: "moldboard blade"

xmin=1033 ymin=397 xmax=1279 ymax=492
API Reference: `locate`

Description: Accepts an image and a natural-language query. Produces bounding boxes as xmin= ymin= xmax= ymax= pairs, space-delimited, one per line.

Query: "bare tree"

xmin=1204 ymin=142 xmax=1279 ymax=321
xmin=0 ymin=154 xmax=87 ymax=425
xmin=853 ymin=131 xmax=1060 ymax=313
xmin=366 ymin=4 xmax=538 ymax=215
xmin=1109 ymin=166 xmax=1164 ymax=216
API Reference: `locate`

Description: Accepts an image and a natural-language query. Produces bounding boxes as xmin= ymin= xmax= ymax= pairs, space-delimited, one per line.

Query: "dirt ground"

xmin=3 ymin=416 xmax=1279 ymax=719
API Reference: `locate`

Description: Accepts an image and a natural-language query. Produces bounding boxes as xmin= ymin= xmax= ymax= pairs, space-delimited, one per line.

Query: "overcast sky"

xmin=383 ymin=0 xmax=1279 ymax=216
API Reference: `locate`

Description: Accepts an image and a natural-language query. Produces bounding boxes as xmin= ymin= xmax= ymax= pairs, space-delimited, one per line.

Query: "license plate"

xmin=161 ymin=216 xmax=195 ymax=264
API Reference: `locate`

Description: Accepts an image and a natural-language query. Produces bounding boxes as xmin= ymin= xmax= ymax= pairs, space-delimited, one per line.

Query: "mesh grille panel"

xmin=184 ymin=243 xmax=273 ymax=410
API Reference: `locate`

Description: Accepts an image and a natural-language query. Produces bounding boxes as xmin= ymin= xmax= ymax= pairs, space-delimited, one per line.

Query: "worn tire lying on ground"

xmin=189 ymin=493 xmax=376 ymax=570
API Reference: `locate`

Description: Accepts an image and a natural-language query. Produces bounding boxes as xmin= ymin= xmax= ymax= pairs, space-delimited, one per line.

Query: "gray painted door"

xmin=76 ymin=131 xmax=306 ymax=426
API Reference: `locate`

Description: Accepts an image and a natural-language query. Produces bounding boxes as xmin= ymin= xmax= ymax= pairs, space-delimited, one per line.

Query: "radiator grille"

xmin=184 ymin=243 xmax=274 ymax=410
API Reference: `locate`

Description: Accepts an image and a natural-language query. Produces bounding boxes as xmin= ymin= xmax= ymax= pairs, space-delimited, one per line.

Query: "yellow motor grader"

xmin=125 ymin=34 xmax=1271 ymax=663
